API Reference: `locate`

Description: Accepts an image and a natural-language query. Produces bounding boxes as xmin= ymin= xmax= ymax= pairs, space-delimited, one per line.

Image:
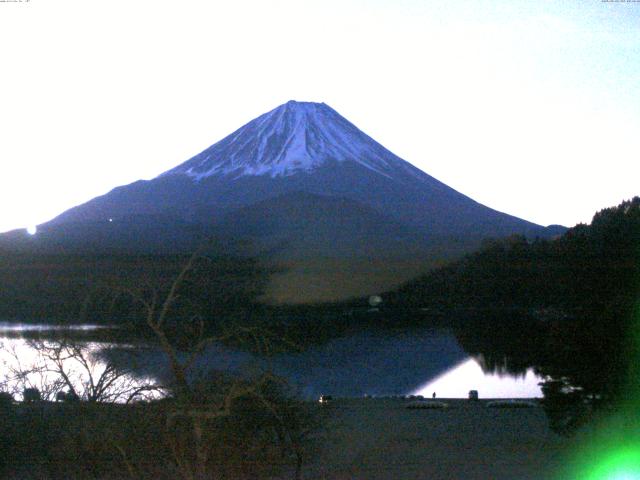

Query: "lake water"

xmin=412 ymin=359 xmax=542 ymax=399
xmin=0 ymin=322 xmax=161 ymax=402
xmin=0 ymin=322 xmax=544 ymax=401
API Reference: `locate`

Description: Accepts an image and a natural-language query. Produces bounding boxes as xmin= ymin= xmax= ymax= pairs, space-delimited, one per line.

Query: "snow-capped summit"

xmin=162 ymin=100 xmax=414 ymax=180
xmin=42 ymin=100 xmax=558 ymax=252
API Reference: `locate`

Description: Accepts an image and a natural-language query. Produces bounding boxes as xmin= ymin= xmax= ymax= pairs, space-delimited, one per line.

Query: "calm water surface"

xmin=0 ymin=322 xmax=159 ymax=402
xmin=0 ymin=322 xmax=543 ymax=400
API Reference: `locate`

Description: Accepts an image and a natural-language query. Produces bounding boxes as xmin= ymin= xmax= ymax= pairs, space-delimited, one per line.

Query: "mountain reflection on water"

xmin=0 ymin=324 xmax=544 ymax=400
xmin=93 ymin=328 xmax=545 ymax=400
xmin=413 ymin=358 xmax=542 ymax=399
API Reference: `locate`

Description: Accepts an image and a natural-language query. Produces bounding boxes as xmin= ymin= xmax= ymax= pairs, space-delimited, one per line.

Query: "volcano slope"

xmin=3 ymin=101 xmax=562 ymax=304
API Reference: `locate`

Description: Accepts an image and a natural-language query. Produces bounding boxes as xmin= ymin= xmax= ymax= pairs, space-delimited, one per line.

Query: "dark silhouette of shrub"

xmin=22 ymin=387 xmax=41 ymax=403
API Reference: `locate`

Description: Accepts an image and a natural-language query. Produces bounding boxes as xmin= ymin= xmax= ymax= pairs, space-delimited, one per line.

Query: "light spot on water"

xmin=413 ymin=358 xmax=543 ymax=398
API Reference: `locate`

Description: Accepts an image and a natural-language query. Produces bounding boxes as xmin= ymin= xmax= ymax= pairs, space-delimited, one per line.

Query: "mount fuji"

xmin=7 ymin=100 xmax=562 ymax=302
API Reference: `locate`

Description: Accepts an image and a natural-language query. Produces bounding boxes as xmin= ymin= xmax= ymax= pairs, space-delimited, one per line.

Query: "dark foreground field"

xmin=307 ymin=398 xmax=566 ymax=480
xmin=1 ymin=397 xmax=568 ymax=479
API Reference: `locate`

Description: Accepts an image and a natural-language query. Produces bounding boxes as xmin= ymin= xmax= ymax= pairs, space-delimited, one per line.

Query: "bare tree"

xmin=0 ymin=335 xmax=163 ymax=404
xmin=112 ymin=252 xmax=314 ymax=480
xmin=0 ymin=252 xmax=315 ymax=479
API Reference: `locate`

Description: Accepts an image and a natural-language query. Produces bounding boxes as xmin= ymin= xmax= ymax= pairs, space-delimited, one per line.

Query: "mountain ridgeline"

xmin=2 ymin=101 xmax=562 ymax=303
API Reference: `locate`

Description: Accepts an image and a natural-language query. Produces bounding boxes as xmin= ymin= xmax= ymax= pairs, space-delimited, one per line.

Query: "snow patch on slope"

xmin=161 ymin=101 xmax=423 ymax=181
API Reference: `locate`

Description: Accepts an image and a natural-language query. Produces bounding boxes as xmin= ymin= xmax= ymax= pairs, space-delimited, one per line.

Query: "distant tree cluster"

xmin=0 ymin=252 xmax=271 ymax=329
xmin=393 ymin=197 xmax=639 ymax=312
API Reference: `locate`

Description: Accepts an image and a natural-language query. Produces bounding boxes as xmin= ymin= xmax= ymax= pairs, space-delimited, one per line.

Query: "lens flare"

xmin=559 ymin=303 xmax=640 ymax=479
xmin=576 ymin=444 xmax=640 ymax=480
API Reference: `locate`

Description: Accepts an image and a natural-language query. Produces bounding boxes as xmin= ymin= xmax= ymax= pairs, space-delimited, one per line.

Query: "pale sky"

xmin=1 ymin=0 xmax=639 ymax=233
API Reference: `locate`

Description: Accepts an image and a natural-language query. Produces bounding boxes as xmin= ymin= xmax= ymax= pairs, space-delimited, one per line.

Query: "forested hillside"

xmin=390 ymin=197 xmax=640 ymax=432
